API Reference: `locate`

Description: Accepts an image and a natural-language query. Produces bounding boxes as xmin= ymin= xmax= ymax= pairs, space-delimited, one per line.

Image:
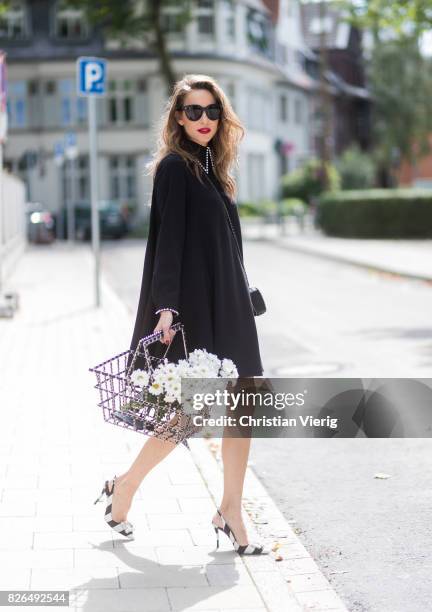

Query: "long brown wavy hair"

xmin=146 ymin=74 xmax=245 ymax=201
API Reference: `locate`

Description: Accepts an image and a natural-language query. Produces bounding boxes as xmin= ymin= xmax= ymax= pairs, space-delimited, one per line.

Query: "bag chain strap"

xmin=202 ymin=172 xmax=251 ymax=288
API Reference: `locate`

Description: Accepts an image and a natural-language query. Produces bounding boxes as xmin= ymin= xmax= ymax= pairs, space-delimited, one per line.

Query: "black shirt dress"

xmin=128 ymin=137 xmax=264 ymax=378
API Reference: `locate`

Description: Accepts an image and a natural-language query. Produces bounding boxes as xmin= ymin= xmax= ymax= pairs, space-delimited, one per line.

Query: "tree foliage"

xmin=369 ymin=35 xmax=432 ymax=173
xmin=337 ymin=0 xmax=432 ymax=182
xmin=335 ymin=145 xmax=376 ymax=189
xmin=69 ymin=0 xmax=196 ymax=92
xmin=340 ymin=0 xmax=432 ymax=38
xmin=281 ymin=159 xmax=341 ymax=203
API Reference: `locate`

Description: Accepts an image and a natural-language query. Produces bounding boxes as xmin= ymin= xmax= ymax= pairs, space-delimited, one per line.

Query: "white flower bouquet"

xmin=124 ymin=348 xmax=238 ymax=418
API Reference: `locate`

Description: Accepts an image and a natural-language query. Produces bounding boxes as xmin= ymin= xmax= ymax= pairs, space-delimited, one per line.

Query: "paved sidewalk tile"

xmin=0 ymin=569 xmax=31 ymax=590
xmin=70 ymin=587 xmax=170 ymax=611
xmin=166 ymin=584 xmax=265 ymax=610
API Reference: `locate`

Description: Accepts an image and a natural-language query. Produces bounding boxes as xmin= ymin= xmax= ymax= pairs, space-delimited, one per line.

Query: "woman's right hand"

xmin=153 ymin=311 xmax=177 ymax=345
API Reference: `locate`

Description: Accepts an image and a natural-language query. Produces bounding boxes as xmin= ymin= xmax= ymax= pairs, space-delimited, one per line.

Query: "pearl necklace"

xmin=193 ymin=145 xmax=215 ymax=174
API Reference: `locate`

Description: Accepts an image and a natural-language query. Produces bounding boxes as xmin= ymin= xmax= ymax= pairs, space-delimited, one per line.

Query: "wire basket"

xmin=89 ymin=322 xmax=203 ymax=449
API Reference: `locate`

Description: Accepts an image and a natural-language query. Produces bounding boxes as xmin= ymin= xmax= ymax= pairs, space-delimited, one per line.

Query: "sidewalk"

xmin=242 ymin=221 xmax=432 ymax=282
xmin=0 ymin=242 xmax=348 ymax=612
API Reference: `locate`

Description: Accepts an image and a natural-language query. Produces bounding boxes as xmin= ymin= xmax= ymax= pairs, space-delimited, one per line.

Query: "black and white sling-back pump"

xmin=212 ymin=508 xmax=269 ymax=555
xmin=93 ymin=475 xmax=134 ymax=538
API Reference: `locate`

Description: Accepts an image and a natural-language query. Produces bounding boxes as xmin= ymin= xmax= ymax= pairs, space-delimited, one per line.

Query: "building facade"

xmin=301 ymin=1 xmax=371 ymax=158
xmin=1 ymin=0 xmax=314 ymax=220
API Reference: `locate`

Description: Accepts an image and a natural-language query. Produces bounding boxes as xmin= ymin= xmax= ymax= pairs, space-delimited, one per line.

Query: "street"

xmin=102 ymin=237 xmax=432 ymax=379
xmin=101 ymin=237 xmax=432 ymax=612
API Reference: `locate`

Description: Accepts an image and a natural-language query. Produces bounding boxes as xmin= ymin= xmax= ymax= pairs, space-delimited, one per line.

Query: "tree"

xmin=340 ymin=0 xmax=432 ymax=39
xmin=299 ymin=1 xmax=333 ymax=190
xmin=317 ymin=0 xmax=333 ymax=191
xmin=339 ymin=0 xmax=432 ymax=185
xmin=69 ymin=0 xmax=196 ymax=94
xmin=369 ymin=36 xmax=432 ymax=185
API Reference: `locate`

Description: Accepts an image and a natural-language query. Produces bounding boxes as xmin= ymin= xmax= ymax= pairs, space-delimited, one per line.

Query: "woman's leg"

xmin=109 ymin=435 xmax=177 ymax=522
xmin=212 ymin=436 xmax=252 ymax=545
xmin=212 ymin=376 xmax=258 ymax=545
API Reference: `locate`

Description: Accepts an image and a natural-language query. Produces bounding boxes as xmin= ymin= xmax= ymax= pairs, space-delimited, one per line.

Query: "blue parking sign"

xmin=65 ymin=131 xmax=76 ymax=147
xmin=77 ymin=57 xmax=107 ymax=96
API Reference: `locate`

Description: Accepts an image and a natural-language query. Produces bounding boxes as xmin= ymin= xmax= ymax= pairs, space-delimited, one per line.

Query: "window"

xmin=135 ymin=79 xmax=150 ymax=127
xmin=0 ymin=0 xmax=27 ymax=39
xmin=109 ymin=155 xmax=136 ymax=200
xmin=26 ymin=80 xmax=42 ymax=128
xmin=280 ymin=94 xmax=288 ymax=122
xmin=77 ymin=98 xmax=87 ymax=124
xmin=77 ymin=156 xmax=89 ymax=199
xmin=46 ymin=81 xmax=57 ymax=95
xmin=59 ymin=78 xmax=87 ymax=126
xmin=105 ymin=78 xmax=149 ymax=126
xmin=276 ymin=42 xmax=287 ymax=65
xmin=137 ymin=79 xmax=147 ymax=93
xmin=62 ymin=155 xmax=89 ymax=203
xmin=247 ymin=87 xmax=268 ymax=132
xmin=247 ymin=9 xmax=271 ymax=56
xmin=28 ymin=81 xmax=38 ymax=96
xmin=41 ymin=79 xmax=60 ymax=127
xmin=294 ymin=97 xmax=302 ymax=124
xmin=196 ymin=0 xmax=214 ymax=36
xmin=6 ymin=81 xmax=27 ymax=128
xmin=248 ymin=153 xmax=265 ymax=201
xmin=54 ymin=0 xmax=88 ymax=40
xmin=309 ymin=16 xmax=333 ymax=36
xmin=107 ymin=80 xmax=134 ymax=125
xmin=221 ymin=0 xmax=235 ymax=42
xmin=225 ymin=82 xmax=236 ymax=110
xmin=160 ymin=0 xmax=185 ymax=35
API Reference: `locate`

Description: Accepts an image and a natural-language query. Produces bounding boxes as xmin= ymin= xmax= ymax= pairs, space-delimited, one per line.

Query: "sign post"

xmin=76 ymin=56 xmax=106 ymax=308
xmin=0 ymin=51 xmax=7 ymax=296
xmin=64 ymin=131 xmax=78 ymax=243
xmin=53 ymin=141 xmax=65 ymax=240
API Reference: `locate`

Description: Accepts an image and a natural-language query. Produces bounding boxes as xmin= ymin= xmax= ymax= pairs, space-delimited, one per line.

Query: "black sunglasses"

xmin=176 ymin=103 xmax=222 ymax=121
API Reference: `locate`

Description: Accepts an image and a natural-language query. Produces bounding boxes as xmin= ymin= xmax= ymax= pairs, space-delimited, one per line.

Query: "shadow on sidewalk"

xmin=69 ymin=541 xmax=242 ymax=610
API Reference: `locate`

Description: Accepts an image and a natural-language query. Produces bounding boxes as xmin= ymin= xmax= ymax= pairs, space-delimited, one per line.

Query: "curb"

xmin=188 ymin=437 xmax=349 ymax=612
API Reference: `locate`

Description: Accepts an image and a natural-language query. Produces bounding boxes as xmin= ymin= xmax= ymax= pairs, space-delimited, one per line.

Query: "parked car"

xmin=25 ymin=203 xmax=55 ymax=244
xmin=59 ymin=200 xmax=130 ymax=240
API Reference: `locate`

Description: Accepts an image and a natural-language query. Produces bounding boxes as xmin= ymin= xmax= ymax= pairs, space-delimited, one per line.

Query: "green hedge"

xmin=317 ymin=189 xmax=432 ymax=238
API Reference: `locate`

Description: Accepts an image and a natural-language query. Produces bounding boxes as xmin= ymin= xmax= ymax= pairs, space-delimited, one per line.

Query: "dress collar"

xmin=181 ymin=137 xmax=230 ymax=198
xmin=181 ymin=136 xmax=213 ymax=166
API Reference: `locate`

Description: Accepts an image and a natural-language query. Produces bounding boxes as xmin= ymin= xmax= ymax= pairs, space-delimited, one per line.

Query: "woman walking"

xmin=94 ymin=74 xmax=268 ymax=555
